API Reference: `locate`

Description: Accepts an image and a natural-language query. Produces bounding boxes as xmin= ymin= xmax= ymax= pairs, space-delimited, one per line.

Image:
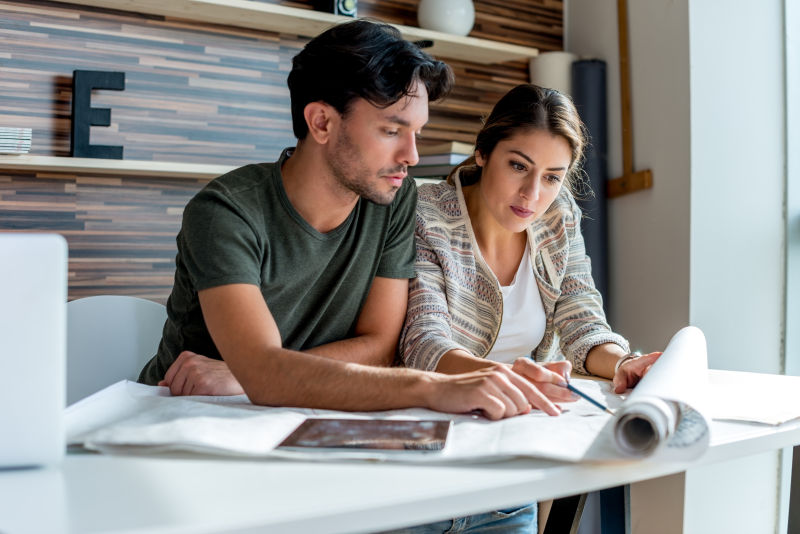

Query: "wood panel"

xmin=0 ymin=0 xmax=562 ymax=302
xmin=0 ymin=0 xmax=561 ymax=158
xmin=0 ymin=169 xmax=208 ymax=303
xmin=0 ymin=0 xmax=302 ymax=165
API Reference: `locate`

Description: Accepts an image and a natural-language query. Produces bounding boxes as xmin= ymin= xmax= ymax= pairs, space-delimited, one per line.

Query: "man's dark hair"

xmin=287 ymin=20 xmax=454 ymax=139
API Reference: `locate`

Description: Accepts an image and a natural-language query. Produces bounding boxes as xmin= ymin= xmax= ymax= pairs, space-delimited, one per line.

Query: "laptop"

xmin=0 ymin=233 xmax=67 ymax=468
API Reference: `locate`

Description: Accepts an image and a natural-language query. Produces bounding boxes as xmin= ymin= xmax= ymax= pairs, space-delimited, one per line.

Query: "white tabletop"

xmin=2 ymin=415 xmax=800 ymax=534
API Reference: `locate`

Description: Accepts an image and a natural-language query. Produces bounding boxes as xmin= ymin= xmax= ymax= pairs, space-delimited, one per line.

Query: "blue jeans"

xmin=378 ymin=503 xmax=537 ymax=533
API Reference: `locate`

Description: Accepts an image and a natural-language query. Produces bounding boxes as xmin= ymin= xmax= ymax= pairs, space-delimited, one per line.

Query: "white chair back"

xmin=67 ymin=295 xmax=166 ymax=405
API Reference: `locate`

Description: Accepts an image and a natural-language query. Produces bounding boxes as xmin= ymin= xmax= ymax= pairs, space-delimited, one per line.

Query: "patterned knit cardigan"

xmin=400 ymin=171 xmax=629 ymax=374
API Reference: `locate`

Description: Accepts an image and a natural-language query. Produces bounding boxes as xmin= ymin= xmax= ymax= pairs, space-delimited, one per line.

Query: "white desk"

xmin=1 ymin=416 xmax=799 ymax=534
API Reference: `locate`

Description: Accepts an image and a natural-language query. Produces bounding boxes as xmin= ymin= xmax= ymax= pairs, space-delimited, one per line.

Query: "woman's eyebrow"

xmin=510 ymin=149 xmax=534 ymax=164
xmin=509 ymin=149 xmax=566 ymax=171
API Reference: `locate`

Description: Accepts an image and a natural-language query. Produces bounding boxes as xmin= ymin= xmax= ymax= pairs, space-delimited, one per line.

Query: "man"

xmin=139 ymin=20 xmax=566 ymax=420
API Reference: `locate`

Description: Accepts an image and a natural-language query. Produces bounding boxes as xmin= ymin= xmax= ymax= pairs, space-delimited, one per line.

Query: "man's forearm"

xmin=235 ymin=345 xmax=430 ymax=409
xmin=435 ymin=349 xmax=497 ymax=374
xmin=304 ymin=333 xmax=397 ymax=367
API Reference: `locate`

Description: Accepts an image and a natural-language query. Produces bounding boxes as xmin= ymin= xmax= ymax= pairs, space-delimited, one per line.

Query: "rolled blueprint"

xmin=614 ymin=396 xmax=678 ymax=455
xmin=612 ymin=326 xmax=710 ymax=459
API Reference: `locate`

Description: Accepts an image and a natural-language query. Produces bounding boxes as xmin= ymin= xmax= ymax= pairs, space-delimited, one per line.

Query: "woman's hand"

xmin=510 ymin=358 xmax=576 ymax=403
xmin=611 ymin=351 xmax=662 ymax=393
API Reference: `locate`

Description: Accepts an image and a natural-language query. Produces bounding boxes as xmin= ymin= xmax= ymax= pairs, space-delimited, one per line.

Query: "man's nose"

xmin=399 ymin=132 xmax=419 ymax=168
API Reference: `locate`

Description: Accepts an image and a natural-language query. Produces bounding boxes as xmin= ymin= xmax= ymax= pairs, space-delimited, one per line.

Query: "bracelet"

xmin=614 ymin=351 xmax=642 ymax=374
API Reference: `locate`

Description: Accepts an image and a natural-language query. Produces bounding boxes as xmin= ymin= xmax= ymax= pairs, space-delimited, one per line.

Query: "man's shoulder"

xmin=180 ymin=162 xmax=281 ymax=236
xmin=188 ymin=162 xmax=276 ymax=211
xmin=205 ymin=162 xmax=275 ymax=196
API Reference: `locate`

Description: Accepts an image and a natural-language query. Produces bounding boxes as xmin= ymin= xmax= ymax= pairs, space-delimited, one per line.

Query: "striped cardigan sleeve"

xmin=399 ymin=210 xmax=467 ymax=371
xmin=543 ymin=193 xmax=630 ymax=373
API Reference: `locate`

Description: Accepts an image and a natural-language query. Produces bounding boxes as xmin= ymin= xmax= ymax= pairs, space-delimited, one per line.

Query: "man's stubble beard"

xmin=328 ymin=127 xmax=403 ymax=206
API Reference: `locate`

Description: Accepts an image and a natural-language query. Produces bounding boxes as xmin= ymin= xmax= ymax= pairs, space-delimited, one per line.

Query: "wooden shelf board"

xmin=0 ymin=155 xmax=234 ymax=179
xmin=51 ymin=0 xmax=538 ymax=64
xmin=0 ymin=155 xmax=445 ymax=186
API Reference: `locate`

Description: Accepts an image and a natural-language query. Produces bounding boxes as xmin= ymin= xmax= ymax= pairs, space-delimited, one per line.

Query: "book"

xmin=410 ymin=165 xmax=457 ymax=178
xmin=416 ymin=152 xmax=470 ymax=166
xmin=277 ymin=418 xmax=452 ymax=453
xmin=0 ymin=127 xmax=32 ymax=137
xmin=0 ymin=139 xmax=32 ymax=154
xmin=417 ymin=141 xmax=473 ymax=157
xmin=0 ymin=127 xmax=33 ymax=154
xmin=0 ymin=140 xmax=31 ymax=146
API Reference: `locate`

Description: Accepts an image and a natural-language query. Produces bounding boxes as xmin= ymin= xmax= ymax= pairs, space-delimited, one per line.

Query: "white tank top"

xmin=487 ymin=242 xmax=547 ymax=364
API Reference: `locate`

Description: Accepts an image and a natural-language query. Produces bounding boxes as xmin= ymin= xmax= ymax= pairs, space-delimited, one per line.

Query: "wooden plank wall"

xmin=0 ymin=170 xmax=205 ymax=301
xmin=0 ymin=0 xmax=562 ymax=303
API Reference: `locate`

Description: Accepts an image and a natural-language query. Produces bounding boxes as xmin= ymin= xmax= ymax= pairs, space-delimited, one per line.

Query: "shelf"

xmin=52 ymin=0 xmax=538 ymax=64
xmin=0 ymin=155 xmax=444 ymax=185
xmin=0 ymin=155 xmax=234 ymax=179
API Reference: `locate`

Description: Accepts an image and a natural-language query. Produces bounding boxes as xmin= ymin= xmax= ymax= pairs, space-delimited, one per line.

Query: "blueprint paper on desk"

xmin=68 ymin=327 xmax=714 ymax=463
xmin=67 ymin=380 xmax=611 ymax=462
xmin=707 ymin=370 xmax=800 ymax=425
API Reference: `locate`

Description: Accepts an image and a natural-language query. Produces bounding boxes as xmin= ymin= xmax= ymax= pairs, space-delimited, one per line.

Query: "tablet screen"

xmin=277 ymin=418 xmax=451 ymax=452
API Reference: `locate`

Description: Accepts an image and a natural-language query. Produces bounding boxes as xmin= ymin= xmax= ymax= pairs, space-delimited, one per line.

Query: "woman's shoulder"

xmin=416 ymin=181 xmax=462 ymax=222
xmin=531 ymin=188 xmax=584 ymax=253
xmin=540 ymin=187 xmax=582 ymax=228
xmin=417 ymin=180 xmax=457 ymax=202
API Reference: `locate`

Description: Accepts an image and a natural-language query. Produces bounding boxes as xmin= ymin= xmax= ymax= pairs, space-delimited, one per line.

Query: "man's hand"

xmin=159 ymin=351 xmax=245 ymax=396
xmin=424 ymin=365 xmax=566 ymax=420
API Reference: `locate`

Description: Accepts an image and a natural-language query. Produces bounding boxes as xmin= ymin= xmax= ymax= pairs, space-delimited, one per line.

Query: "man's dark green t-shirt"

xmin=138 ymin=149 xmax=417 ymax=385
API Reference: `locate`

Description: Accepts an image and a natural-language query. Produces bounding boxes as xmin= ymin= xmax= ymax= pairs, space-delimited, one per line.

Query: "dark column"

xmin=572 ymin=59 xmax=609 ymax=312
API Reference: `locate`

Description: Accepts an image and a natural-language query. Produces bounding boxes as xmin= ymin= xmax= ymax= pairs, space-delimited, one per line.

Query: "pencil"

xmin=565 ymin=382 xmax=615 ymax=415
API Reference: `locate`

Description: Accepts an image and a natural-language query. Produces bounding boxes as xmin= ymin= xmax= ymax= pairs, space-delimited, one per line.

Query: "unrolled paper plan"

xmin=68 ymin=327 xmax=712 ymax=463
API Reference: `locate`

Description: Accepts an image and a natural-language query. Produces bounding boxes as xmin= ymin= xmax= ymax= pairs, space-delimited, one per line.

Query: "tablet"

xmin=277 ymin=418 xmax=452 ymax=453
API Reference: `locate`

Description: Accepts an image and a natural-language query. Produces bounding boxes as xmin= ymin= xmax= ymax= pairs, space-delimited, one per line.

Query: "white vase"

xmin=417 ymin=0 xmax=475 ymax=37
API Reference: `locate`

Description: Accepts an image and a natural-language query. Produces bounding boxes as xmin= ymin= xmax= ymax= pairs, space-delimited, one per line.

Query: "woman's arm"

xmin=399 ymin=221 xmax=467 ymax=371
xmin=546 ymin=194 xmax=630 ymax=373
xmin=584 ymin=342 xmax=628 ymax=378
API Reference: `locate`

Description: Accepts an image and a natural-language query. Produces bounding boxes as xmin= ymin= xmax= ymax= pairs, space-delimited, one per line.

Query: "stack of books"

xmin=411 ymin=141 xmax=473 ymax=180
xmin=0 ymin=128 xmax=32 ymax=154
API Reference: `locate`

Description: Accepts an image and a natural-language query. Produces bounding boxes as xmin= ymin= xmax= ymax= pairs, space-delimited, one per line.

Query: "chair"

xmin=66 ymin=295 xmax=167 ymax=405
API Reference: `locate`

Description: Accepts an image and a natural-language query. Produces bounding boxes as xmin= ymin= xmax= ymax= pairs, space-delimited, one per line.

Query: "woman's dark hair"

xmin=288 ymin=20 xmax=454 ymax=139
xmin=449 ymin=84 xmax=588 ymax=196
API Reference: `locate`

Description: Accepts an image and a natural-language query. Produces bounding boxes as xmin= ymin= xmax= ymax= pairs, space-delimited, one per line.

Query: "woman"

xmin=396 ymin=84 xmax=659 ymax=533
xmin=402 ymin=83 xmax=656 ymax=391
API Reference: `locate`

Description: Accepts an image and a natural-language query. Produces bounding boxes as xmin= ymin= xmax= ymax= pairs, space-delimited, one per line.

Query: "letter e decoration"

xmin=70 ymin=70 xmax=125 ymax=159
